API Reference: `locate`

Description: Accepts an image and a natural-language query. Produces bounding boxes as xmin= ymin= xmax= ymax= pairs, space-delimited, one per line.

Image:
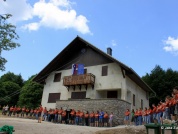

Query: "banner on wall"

xmin=77 ymin=64 xmax=84 ymax=75
xmin=72 ymin=64 xmax=78 ymax=75
xmin=72 ymin=64 xmax=84 ymax=75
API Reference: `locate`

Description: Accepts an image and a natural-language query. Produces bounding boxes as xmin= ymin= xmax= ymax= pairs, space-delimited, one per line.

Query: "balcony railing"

xmin=63 ymin=73 xmax=95 ymax=86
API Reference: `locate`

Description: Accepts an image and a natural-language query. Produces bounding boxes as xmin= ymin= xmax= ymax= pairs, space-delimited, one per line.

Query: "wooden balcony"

xmin=63 ymin=73 xmax=95 ymax=91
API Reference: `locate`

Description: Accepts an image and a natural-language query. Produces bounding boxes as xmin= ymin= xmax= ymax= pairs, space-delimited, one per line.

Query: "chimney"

xmin=107 ymin=47 xmax=112 ymax=56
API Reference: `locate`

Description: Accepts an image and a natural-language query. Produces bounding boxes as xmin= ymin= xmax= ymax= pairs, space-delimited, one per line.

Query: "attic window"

xmin=54 ymin=73 xmax=62 ymax=82
xmin=102 ymin=66 xmax=108 ymax=76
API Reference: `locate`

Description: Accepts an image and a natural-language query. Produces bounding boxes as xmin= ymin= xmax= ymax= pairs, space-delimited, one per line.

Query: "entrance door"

xmin=107 ymin=91 xmax=118 ymax=98
xmin=71 ymin=92 xmax=86 ymax=99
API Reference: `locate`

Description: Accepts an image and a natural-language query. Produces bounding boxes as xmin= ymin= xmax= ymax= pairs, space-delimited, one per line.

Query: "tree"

xmin=0 ymin=81 xmax=21 ymax=106
xmin=18 ymin=75 xmax=43 ymax=108
xmin=0 ymin=71 xmax=24 ymax=87
xmin=0 ymin=72 xmax=24 ymax=106
xmin=142 ymin=65 xmax=178 ymax=105
xmin=0 ymin=14 xmax=20 ymax=71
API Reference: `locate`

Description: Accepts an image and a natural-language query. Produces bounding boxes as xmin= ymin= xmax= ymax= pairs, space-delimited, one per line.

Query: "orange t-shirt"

xmin=62 ymin=111 xmax=66 ymax=117
xmin=104 ymin=114 xmax=108 ymax=118
xmin=43 ymin=109 xmax=47 ymax=113
xmin=90 ymin=113 xmax=94 ymax=118
xmin=95 ymin=113 xmax=99 ymax=118
xmin=138 ymin=110 xmax=142 ymax=116
xmin=146 ymin=109 xmax=152 ymax=115
xmin=26 ymin=109 xmax=29 ymax=112
xmin=142 ymin=110 xmax=147 ymax=116
xmin=171 ymin=98 xmax=176 ymax=106
xmin=79 ymin=112 xmax=84 ymax=117
xmin=135 ymin=111 xmax=138 ymax=116
xmin=58 ymin=110 xmax=63 ymax=115
xmin=17 ymin=107 xmax=21 ymax=111
xmin=85 ymin=113 xmax=89 ymax=118
xmin=22 ymin=108 xmax=26 ymax=111
xmin=10 ymin=107 xmax=14 ymax=111
xmin=152 ymin=106 xmax=157 ymax=113
xmin=70 ymin=110 xmax=75 ymax=116
xmin=125 ymin=111 xmax=130 ymax=116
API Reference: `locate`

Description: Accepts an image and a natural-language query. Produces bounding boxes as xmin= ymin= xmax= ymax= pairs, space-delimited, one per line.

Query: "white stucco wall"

xmin=126 ymin=77 xmax=149 ymax=110
xmin=41 ymin=62 xmax=149 ymax=109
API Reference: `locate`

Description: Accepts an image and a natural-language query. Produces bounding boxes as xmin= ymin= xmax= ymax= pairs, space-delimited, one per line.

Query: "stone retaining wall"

xmin=56 ymin=99 xmax=131 ymax=126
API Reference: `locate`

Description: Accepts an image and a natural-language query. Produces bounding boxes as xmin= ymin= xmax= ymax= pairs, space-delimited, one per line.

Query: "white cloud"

xmin=0 ymin=0 xmax=33 ymax=23
xmin=111 ymin=40 xmax=117 ymax=47
xmin=163 ymin=36 xmax=178 ymax=55
xmin=0 ymin=0 xmax=91 ymax=34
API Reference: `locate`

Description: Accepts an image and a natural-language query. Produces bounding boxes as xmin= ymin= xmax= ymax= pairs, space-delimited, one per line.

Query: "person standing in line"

xmin=62 ymin=110 xmax=66 ymax=124
xmin=16 ymin=106 xmax=21 ymax=117
xmin=103 ymin=111 xmax=109 ymax=127
xmin=138 ymin=108 xmax=143 ymax=125
xmin=70 ymin=109 xmax=75 ymax=125
xmin=58 ymin=107 xmax=63 ymax=123
xmin=109 ymin=112 xmax=113 ymax=127
xmin=79 ymin=110 xmax=84 ymax=126
xmin=142 ymin=107 xmax=147 ymax=125
xmin=152 ymin=104 xmax=157 ymax=122
xmin=146 ymin=107 xmax=152 ymax=124
xmin=134 ymin=109 xmax=139 ymax=126
xmin=130 ymin=109 xmax=135 ymax=125
xmin=99 ymin=110 xmax=104 ymax=127
xmin=94 ymin=111 xmax=99 ymax=127
xmin=84 ymin=111 xmax=89 ymax=126
xmin=21 ymin=106 xmax=26 ymax=118
xmin=89 ymin=111 xmax=95 ymax=127
xmin=29 ymin=109 xmax=33 ymax=119
xmin=8 ymin=106 xmax=13 ymax=116
xmin=38 ymin=105 xmax=43 ymax=123
xmin=124 ymin=109 xmax=130 ymax=126
xmin=25 ymin=107 xmax=29 ymax=118
xmin=43 ymin=107 xmax=47 ymax=121
xmin=13 ymin=105 xmax=16 ymax=117
xmin=54 ymin=108 xmax=58 ymax=123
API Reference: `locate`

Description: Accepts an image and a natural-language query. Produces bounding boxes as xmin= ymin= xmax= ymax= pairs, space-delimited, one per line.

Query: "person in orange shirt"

xmin=13 ymin=105 xmax=16 ymax=117
xmin=146 ymin=107 xmax=152 ymax=124
xmin=25 ymin=108 xmax=29 ymax=118
xmin=134 ymin=109 xmax=139 ymax=126
xmin=58 ymin=107 xmax=63 ymax=123
xmin=70 ymin=109 xmax=75 ymax=125
xmin=124 ymin=109 xmax=130 ymax=126
xmin=89 ymin=111 xmax=95 ymax=127
xmin=142 ymin=107 xmax=147 ymax=125
xmin=152 ymin=104 xmax=157 ymax=122
xmin=164 ymin=96 xmax=170 ymax=120
xmin=62 ymin=110 xmax=66 ymax=124
xmin=54 ymin=108 xmax=58 ymax=123
xmin=21 ymin=106 xmax=26 ymax=118
xmin=79 ymin=110 xmax=84 ymax=126
xmin=84 ymin=111 xmax=89 ymax=126
xmin=103 ymin=111 xmax=109 ymax=127
xmin=173 ymin=86 xmax=178 ymax=117
xmin=137 ymin=108 xmax=142 ymax=125
xmin=8 ymin=106 xmax=13 ymax=116
xmin=16 ymin=106 xmax=21 ymax=117
xmin=43 ymin=107 xmax=47 ymax=121
xmin=75 ymin=110 xmax=80 ymax=125
xmin=38 ymin=105 xmax=43 ymax=123
xmin=170 ymin=93 xmax=176 ymax=122
xmin=29 ymin=109 xmax=33 ymax=119
xmin=94 ymin=111 xmax=99 ymax=127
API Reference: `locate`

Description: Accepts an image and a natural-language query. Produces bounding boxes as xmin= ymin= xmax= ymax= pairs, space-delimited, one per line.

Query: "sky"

xmin=0 ymin=0 xmax=178 ymax=80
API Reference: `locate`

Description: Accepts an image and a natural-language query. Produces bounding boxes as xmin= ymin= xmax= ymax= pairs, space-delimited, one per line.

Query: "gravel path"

xmin=0 ymin=117 xmax=125 ymax=134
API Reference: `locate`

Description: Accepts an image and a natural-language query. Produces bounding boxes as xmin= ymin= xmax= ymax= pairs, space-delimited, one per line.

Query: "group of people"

xmin=1 ymin=105 xmax=114 ymax=127
xmin=124 ymin=86 xmax=178 ymax=126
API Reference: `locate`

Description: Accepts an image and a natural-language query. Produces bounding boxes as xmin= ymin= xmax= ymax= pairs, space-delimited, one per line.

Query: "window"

xmin=54 ymin=73 xmax=61 ymax=82
xmin=141 ymin=99 xmax=143 ymax=109
xmin=84 ymin=69 xmax=87 ymax=74
xmin=107 ymin=91 xmax=118 ymax=98
xmin=133 ymin=94 xmax=135 ymax=106
xmin=48 ymin=93 xmax=61 ymax=103
xmin=71 ymin=92 xmax=86 ymax=99
xmin=102 ymin=66 xmax=108 ymax=76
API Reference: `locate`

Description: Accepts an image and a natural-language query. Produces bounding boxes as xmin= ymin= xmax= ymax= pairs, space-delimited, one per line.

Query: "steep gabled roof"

xmin=33 ymin=36 xmax=155 ymax=94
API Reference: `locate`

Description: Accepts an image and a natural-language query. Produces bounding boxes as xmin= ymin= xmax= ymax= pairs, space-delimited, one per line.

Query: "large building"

xmin=33 ymin=36 xmax=155 ymax=125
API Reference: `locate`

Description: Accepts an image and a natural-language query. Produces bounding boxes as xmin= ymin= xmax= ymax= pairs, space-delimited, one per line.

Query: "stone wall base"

xmin=56 ymin=99 xmax=131 ymax=126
